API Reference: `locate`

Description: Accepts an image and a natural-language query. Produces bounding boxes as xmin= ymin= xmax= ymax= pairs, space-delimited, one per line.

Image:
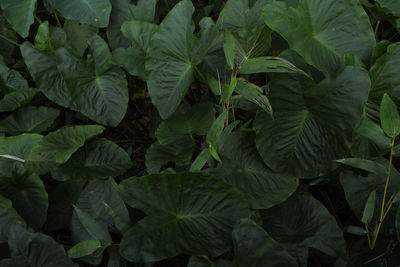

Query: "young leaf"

xmin=206 ymin=110 xmax=227 ymax=147
xmin=361 ymin=190 xmax=376 ymax=223
xmin=67 ymin=240 xmax=101 ymax=259
xmin=189 ymin=148 xmax=211 ymax=172
xmin=335 ymin=158 xmax=387 ymax=176
xmin=380 ymin=93 xmax=400 ymax=138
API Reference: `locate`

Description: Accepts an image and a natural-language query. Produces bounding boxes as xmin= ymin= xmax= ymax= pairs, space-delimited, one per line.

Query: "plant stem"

xmin=374 ymin=20 xmax=380 ymax=38
xmin=370 ymin=137 xmax=395 ymax=249
xmin=0 ymin=33 xmax=20 ymax=47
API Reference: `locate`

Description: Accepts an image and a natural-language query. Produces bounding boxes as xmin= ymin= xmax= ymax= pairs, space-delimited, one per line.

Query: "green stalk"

xmin=0 ymin=33 xmax=20 ymax=47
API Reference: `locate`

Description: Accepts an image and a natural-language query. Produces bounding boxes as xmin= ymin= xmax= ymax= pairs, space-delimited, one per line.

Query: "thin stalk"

xmin=365 ymin=222 xmax=372 ymax=249
xmin=164 ymin=0 xmax=171 ymax=11
xmin=374 ymin=20 xmax=380 ymax=38
xmin=50 ymin=5 xmax=62 ymax=27
xmin=0 ymin=33 xmax=20 ymax=47
xmin=34 ymin=15 xmax=42 ymax=24
xmin=371 ymin=137 xmax=395 ymax=249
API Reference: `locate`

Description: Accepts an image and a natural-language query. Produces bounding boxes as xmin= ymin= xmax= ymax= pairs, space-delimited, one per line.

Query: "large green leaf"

xmin=119 ymin=172 xmax=250 ymax=262
xmin=217 ymin=132 xmax=298 ymax=209
xmin=232 ymin=219 xmax=297 ymax=267
xmin=340 ymin=164 xmax=400 ymax=227
xmin=51 ymin=139 xmax=132 ymax=181
xmin=26 ymin=125 xmax=105 ymax=174
xmin=8 ymin=224 xmax=77 ymax=267
xmin=0 ymin=88 xmax=38 ymax=112
xmin=21 ymin=37 xmax=128 ymax=127
xmin=0 ymin=64 xmax=29 ymax=93
xmin=261 ymin=0 xmax=375 ymax=76
xmin=0 ymin=134 xmax=42 ymax=177
xmin=63 ymin=20 xmax=98 ymax=56
xmin=155 ymin=102 xmax=215 ymax=145
xmin=375 ymin=0 xmax=400 ymax=17
xmin=71 ymin=178 xmax=131 ymax=241
xmin=145 ymin=136 xmax=194 ymax=174
xmin=146 ymin=0 xmax=195 ymax=119
xmin=261 ymin=191 xmax=345 ymax=266
xmin=113 ymin=20 xmax=158 ymax=80
xmin=0 ymin=172 xmax=48 ymax=228
xmin=367 ymin=43 xmax=400 ymax=122
xmin=0 ymin=195 xmax=26 ymax=242
xmin=107 ymin=0 xmax=156 ymax=49
xmin=0 ymin=0 xmax=36 ymax=37
xmin=46 ymin=0 xmax=111 ymax=28
xmin=254 ymin=66 xmax=370 ymax=177
xmin=0 ymin=106 xmax=60 ymax=135
xmin=0 ymin=15 xmax=18 ymax=65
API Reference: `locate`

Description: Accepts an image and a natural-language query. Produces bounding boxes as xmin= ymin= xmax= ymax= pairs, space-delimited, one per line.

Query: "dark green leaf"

xmin=51 ymin=139 xmax=132 ymax=181
xmin=254 ymin=66 xmax=370 ymax=177
xmin=217 ymin=132 xmax=298 ymax=209
xmin=0 ymin=172 xmax=48 ymax=228
xmin=0 ymin=194 xmax=26 ymax=242
xmin=46 ymin=0 xmax=111 ymax=28
xmin=156 ymin=103 xmax=215 ymax=145
xmin=261 ymin=191 xmax=345 ymax=266
xmin=64 ymin=20 xmax=98 ymax=56
xmin=0 ymin=106 xmax=60 ymax=134
xmin=336 ymin=158 xmax=387 ymax=176
xmin=261 ymin=0 xmax=375 ymax=76
xmin=233 ymin=218 xmax=297 ymax=267
xmin=119 ymin=172 xmax=250 ymax=262
xmin=0 ymin=88 xmax=38 ymax=112
xmin=146 ymin=0 xmax=195 ymax=119
xmin=0 ymin=0 xmax=36 ymax=37
xmin=0 ymin=64 xmax=29 ymax=93
xmin=8 ymin=224 xmax=77 ymax=267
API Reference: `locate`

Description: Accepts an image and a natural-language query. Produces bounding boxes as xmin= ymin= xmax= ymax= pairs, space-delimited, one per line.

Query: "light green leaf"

xmin=0 ymin=194 xmax=26 ymax=242
xmin=235 ymin=80 xmax=272 ymax=115
xmin=8 ymin=224 xmax=77 ymax=267
xmin=34 ymin=21 xmax=51 ymax=51
xmin=233 ymin=219 xmax=297 ymax=267
xmin=361 ymin=190 xmax=376 ymax=223
xmin=261 ymin=191 xmax=345 ymax=266
xmin=51 ymin=139 xmax=131 ymax=181
xmin=189 ymin=149 xmax=211 ymax=172
xmin=73 ymin=206 xmax=112 ymax=245
xmin=46 ymin=0 xmax=111 ymax=28
xmin=67 ymin=240 xmax=101 ymax=259
xmin=217 ymin=132 xmax=298 ymax=209
xmin=262 ymin=0 xmax=375 ymax=76
xmin=0 ymin=0 xmax=36 ymax=37
xmin=0 ymin=172 xmax=48 ymax=228
xmin=254 ymin=66 xmax=370 ymax=178
xmin=0 ymin=106 xmax=60 ymax=135
xmin=119 ymin=172 xmax=250 ymax=262
xmin=206 ymin=110 xmax=227 ymax=147
xmin=380 ymin=93 xmax=400 ymax=138
xmin=26 ymin=125 xmax=105 ymax=174
xmin=155 ymin=103 xmax=215 ymax=145
xmin=239 ymin=56 xmax=310 ymax=78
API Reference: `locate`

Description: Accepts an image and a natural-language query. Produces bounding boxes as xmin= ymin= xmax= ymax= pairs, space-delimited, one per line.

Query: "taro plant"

xmin=2 ymin=0 xmax=400 ymax=266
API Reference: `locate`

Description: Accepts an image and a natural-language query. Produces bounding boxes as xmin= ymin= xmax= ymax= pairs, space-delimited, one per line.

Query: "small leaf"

xmin=189 ymin=149 xmax=211 ymax=172
xmin=336 ymin=158 xmax=387 ymax=176
xmin=67 ymin=240 xmax=101 ymax=259
xmin=361 ymin=190 xmax=376 ymax=223
xmin=209 ymin=145 xmax=221 ymax=162
xmin=344 ymin=225 xmax=366 ymax=235
xmin=380 ymin=93 xmax=400 ymax=138
xmin=206 ymin=110 xmax=227 ymax=147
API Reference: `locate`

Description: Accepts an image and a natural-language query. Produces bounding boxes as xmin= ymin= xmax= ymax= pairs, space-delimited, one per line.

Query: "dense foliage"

xmin=1 ymin=0 xmax=400 ymax=266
